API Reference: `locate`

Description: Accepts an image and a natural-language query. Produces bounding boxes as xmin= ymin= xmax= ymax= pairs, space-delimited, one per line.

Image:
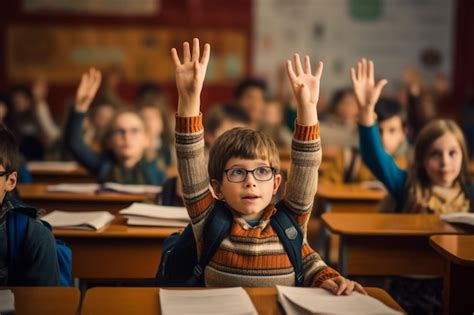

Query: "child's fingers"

xmin=343 ymin=280 xmax=355 ymax=295
xmin=350 ymin=68 xmax=357 ymax=83
xmin=321 ymin=279 xmax=339 ymax=295
xmin=293 ymin=53 xmax=303 ymax=76
xmin=357 ymin=60 xmax=363 ymax=80
xmin=171 ymin=48 xmax=181 ymax=66
xmin=354 ymin=282 xmax=367 ymax=295
xmin=183 ymin=41 xmax=191 ymax=63
xmin=336 ymin=279 xmax=348 ymax=295
xmin=368 ymin=60 xmax=375 ymax=83
xmin=286 ymin=60 xmax=297 ymax=85
xmin=304 ymin=55 xmax=311 ymax=75
xmin=191 ymin=38 xmax=200 ymax=62
xmin=314 ymin=61 xmax=323 ymax=79
xmin=200 ymin=43 xmax=211 ymax=67
xmin=375 ymin=79 xmax=388 ymax=94
xmin=361 ymin=58 xmax=367 ymax=80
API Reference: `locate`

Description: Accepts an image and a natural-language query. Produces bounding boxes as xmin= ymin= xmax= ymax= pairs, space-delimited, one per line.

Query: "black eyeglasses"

xmin=0 ymin=171 xmax=11 ymax=177
xmin=223 ymin=166 xmax=275 ymax=183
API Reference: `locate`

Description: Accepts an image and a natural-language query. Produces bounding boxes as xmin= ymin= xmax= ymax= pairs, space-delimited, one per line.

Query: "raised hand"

xmin=350 ymin=58 xmax=387 ymax=126
xmin=75 ymin=68 xmax=102 ymax=113
xmin=171 ymin=38 xmax=210 ymax=117
xmin=286 ymin=54 xmax=323 ymax=126
xmin=32 ymin=77 xmax=48 ymax=103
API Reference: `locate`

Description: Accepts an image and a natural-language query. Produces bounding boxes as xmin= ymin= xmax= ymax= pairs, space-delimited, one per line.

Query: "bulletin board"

xmin=6 ymin=25 xmax=247 ymax=83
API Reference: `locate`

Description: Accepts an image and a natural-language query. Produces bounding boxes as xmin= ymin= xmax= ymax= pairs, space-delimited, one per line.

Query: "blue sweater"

xmin=65 ymin=109 xmax=166 ymax=185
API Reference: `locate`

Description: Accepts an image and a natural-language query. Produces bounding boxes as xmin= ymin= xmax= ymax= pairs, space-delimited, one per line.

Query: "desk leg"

xmin=339 ymin=235 xmax=347 ymax=277
xmin=444 ymin=261 xmax=474 ymax=315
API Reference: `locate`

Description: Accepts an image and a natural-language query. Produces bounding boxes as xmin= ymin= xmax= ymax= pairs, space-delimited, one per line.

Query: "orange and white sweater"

xmin=175 ymin=114 xmax=339 ymax=287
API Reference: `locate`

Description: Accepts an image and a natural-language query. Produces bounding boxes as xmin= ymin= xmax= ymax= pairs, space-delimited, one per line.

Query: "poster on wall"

xmin=22 ymin=0 xmax=160 ymax=15
xmin=6 ymin=25 xmax=247 ymax=84
xmin=253 ymin=0 xmax=453 ymax=98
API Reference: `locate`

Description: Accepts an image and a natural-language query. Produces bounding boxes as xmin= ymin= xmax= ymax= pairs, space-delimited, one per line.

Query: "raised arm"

xmin=32 ymin=78 xmax=61 ymax=145
xmin=351 ymin=59 xmax=406 ymax=198
xmin=65 ymin=68 xmax=105 ymax=174
xmin=283 ymin=54 xmax=323 ymax=223
xmin=173 ymin=39 xmax=214 ymax=243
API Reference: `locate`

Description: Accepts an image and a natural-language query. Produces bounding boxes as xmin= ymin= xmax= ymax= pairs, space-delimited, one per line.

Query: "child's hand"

xmin=350 ymin=58 xmax=387 ymax=126
xmin=286 ymin=54 xmax=323 ymax=126
xmin=172 ymin=38 xmax=210 ymax=117
xmin=321 ymin=276 xmax=367 ymax=296
xmin=75 ymin=68 xmax=102 ymax=113
xmin=32 ymin=77 xmax=48 ymax=103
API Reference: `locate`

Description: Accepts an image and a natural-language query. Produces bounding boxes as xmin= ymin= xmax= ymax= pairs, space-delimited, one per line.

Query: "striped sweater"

xmin=175 ymin=114 xmax=339 ymax=287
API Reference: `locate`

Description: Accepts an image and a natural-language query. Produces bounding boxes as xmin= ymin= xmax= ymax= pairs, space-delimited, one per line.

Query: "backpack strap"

xmin=272 ymin=201 xmax=304 ymax=286
xmin=6 ymin=210 xmax=31 ymax=267
xmin=188 ymin=199 xmax=233 ymax=285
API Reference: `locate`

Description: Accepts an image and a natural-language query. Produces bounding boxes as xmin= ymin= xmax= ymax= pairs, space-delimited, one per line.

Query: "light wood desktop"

xmin=316 ymin=183 xmax=386 ymax=213
xmin=322 ymin=213 xmax=470 ymax=276
xmin=430 ymin=234 xmax=474 ymax=315
xmin=28 ymin=162 xmax=95 ymax=183
xmin=6 ymin=287 xmax=80 ymax=315
xmin=17 ymin=183 xmax=150 ymax=214
xmin=81 ymin=287 xmax=404 ymax=315
xmin=54 ymin=216 xmax=180 ymax=279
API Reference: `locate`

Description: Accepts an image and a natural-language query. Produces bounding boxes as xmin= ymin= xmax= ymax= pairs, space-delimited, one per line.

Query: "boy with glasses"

xmin=0 ymin=124 xmax=59 ymax=285
xmin=172 ymin=38 xmax=364 ymax=294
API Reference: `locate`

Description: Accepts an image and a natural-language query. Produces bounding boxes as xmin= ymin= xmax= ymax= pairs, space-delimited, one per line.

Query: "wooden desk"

xmin=317 ymin=183 xmax=386 ymax=213
xmin=430 ymin=235 xmax=474 ymax=315
xmin=54 ymin=216 xmax=180 ymax=279
xmin=17 ymin=183 xmax=149 ymax=214
xmin=322 ymin=213 xmax=469 ymax=276
xmin=28 ymin=161 xmax=95 ymax=183
xmin=7 ymin=287 xmax=80 ymax=315
xmin=81 ymin=287 xmax=404 ymax=315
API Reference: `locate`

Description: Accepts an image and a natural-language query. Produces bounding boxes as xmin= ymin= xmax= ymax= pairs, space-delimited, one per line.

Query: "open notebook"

xmin=0 ymin=290 xmax=14 ymax=314
xmin=441 ymin=212 xmax=474 ymax=226
xmin=119 ymin=202 xmax=189 ymax=227
xmin=159 ymin=287 xmax=257 ymax=315
xmin=47 ymin=183 xmax=162 ymax=194
xmin=276 ymin=286 xmax=402 ymax=315
xmin=41 ymin=211 xmax=115 ymax=230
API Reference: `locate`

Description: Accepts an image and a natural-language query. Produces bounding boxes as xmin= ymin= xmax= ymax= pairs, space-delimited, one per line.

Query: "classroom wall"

xmin=0 ymin=0 xmax=252 ymax=120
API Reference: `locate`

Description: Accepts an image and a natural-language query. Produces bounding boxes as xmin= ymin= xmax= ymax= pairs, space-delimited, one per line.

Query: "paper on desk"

xmin=27 ymin=161 xmax=80 ymax=172
xmin=276 ymin=286 xmax=402 ymax=315
xmin=159 ymin=287 xmax=257 ymax=315
xmin=41 ymin=210 xmax=115 ymax=230
xmin=441 ymin=212 xmax=474 ymax=226
xmin=120 ymin=203 xmax=189 ymax=220
xmin=0 ymin=289 xmax=15 ymax=313
xmin=102 ymin=182 xmax=162 ymax=194
xmin=125 ymin=216 xmax=188 ymax=227
xmin=47 ymin=183 xmax=100 ymax=193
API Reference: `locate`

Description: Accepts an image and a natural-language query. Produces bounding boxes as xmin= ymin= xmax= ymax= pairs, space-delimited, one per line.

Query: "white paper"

xmin=102 ymin=182 xmax=162 ymax=194
xmin=27 ymin=161 xmax=80 ymax=172
xmin=360 ymin=181 xmax=386 ymax=191
xmin=120 ymin=203 xmax=189 ymax=220
xmin=159 ymin=287 xmax=257 ymax=315
xmin=276 ymin=286 xmax=402 ymax=315
xmin=0 ymin=290 xmax=15 ymax=313
xmin=41 ymin=210 xmax=114 ymax=230
xmin=47 ymin=183 xmax=100 ymax=193
xmin=441 ymin=212 xmax=474 ymax=226
xmin=126 ymin=216 xmax=188 ymax=227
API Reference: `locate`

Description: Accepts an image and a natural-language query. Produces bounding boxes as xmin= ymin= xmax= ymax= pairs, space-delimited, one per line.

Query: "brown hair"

xmin=0 ymin=123 xmax=20 ymax=172
xmin=404 ymin=119 xmax=470 ymax=211
xmin=137 ymin=94 xmax=173 ymax=147
xmin=208 ymin=127 xmax=280 ymax=182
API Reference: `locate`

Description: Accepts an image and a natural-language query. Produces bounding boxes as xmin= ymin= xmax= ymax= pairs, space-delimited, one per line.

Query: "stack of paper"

xmin=41 ymin=211 xmax=115 ymax=230
xmin=28 ymin=161 xmax=80 ymax=172
xmin=276 ymin=286 xmax=402 ymax=315
xmin=159 ymin=287 xmax=257 ymax=315
xmin=119 ymin=203 xmax=189 ymax=227
xmin=47 ymin=183 xmax=100 ymax=193
xmin=47 ymin=183 xmax=162 ymax=195
xmin=0 ymin=290 xmax=14 ymax=314
xmin=441 ymin=212 xmax=474 ymax=226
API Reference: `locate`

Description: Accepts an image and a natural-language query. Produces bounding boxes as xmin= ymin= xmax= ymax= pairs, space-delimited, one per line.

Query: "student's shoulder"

xmin=24 ymin=217 xmax=56 ymax=250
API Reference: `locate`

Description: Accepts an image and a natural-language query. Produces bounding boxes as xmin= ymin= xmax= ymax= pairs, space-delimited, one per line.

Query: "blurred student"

xmin=65 ymin=68 xmax=166 ymax=185
xmin=261 ymin=99 xmax=293 ymax=150
xmin=234 ymin=78 xmax=267 ymax=130
xmin=352 ymin=58 xmax=473 ymax=314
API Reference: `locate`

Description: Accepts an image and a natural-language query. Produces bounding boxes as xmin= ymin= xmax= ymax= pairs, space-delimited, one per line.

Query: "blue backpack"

xmin=155 ymin=200 xmax=305 ymax=287
xmin=7 ymin=208 xmax=72 ymax=287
